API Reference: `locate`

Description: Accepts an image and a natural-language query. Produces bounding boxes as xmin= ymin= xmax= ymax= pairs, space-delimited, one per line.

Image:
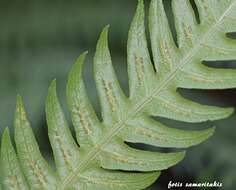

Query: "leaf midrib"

xmin=59 ymin=1 xmax=236 ymax=189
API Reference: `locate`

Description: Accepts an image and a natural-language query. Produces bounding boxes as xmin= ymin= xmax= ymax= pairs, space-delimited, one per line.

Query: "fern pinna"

xmin=1 ymin=0 xmax=236 ymax=189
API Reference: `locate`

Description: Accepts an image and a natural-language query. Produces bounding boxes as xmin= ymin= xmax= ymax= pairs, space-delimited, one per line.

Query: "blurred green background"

xmin=0 ymin=0 xmax=235 ymax=189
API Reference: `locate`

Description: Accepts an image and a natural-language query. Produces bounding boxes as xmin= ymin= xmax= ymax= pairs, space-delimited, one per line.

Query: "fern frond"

xmin=1 ymin=0 xmax=236 ymax=189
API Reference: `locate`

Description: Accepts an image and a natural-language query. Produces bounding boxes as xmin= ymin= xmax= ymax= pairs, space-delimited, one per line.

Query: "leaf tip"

xmin=190 ymin=127 xmax=216 ymax=147
xmin=48 ymin=79 xmax=57 ymax=96
xmin=46 ymin=80 xmax=59 ymax=111
xmin=225 ymin=107 xmax=234 ymax=117
xmin=144 ymin=171 xmax=161 ymax=188
xmin=137 ymin=0 xmax=144 ymax=13
xmin=212 ymin=107 xmax=235 ymax=121
xmin=104 ymin=24 xmax=110 ymax=31
xmin=138 ymin=0 xmax=144 ymax=5
xmin=51 ymin=78 xmax=57 ymax=87
xmin=67 ymin=52 xmax=88 ymax=105
xmin=15 ymin=94 xmax=26 ymax=118
xmin=16 ymin=94 xmax=23 ymax=108
xmin=82 ymin=50 xmax=89 ymax=56
xmin=170 ymin=151 xmax=186 ymax=166
xmin=1 ymin=127 xmax=11 ymax=156
xmin=94 ymin=24 xmax=111 ymax=66
xmin=100 ymin=25 xmax=110 ymax=42
xmin=206 ymin=126 xmax=216 ymax=139
xmin=178 ymin=150 xmax=186 ymax=160
xmin=129 ymin=0 xmax=145 ymax=36
xmin=2 ymin=127 xmax=10 ymax=144
xmin=75 ymin=51 xmax=88 ymax=67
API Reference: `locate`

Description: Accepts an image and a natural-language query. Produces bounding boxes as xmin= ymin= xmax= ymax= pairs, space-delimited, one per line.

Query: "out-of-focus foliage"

xmin=0 ymin=0 xmax=135 ymax=129
xmin=0 ymin=0 xmax=235 ymax=189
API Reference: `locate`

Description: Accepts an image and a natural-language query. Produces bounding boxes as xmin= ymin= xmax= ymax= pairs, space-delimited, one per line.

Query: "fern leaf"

xmin=1 ymin=0 xmax=236 ymax=189
xmin=15 ymin=96 xmax=58 ymax=189
xmin=1 ymin=128 xmax=29 ymax=190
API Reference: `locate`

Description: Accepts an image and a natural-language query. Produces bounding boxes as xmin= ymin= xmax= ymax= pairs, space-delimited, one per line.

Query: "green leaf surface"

xmin=1 ymin=0 xmax=236 ymax=189
xmin=1 ymin=128 xmax=29 ymax=190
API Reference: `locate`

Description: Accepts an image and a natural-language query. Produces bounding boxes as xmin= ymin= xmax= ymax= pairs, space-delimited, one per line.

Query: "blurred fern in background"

xmin=0 ymin=0 xmax=235 ymax=189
